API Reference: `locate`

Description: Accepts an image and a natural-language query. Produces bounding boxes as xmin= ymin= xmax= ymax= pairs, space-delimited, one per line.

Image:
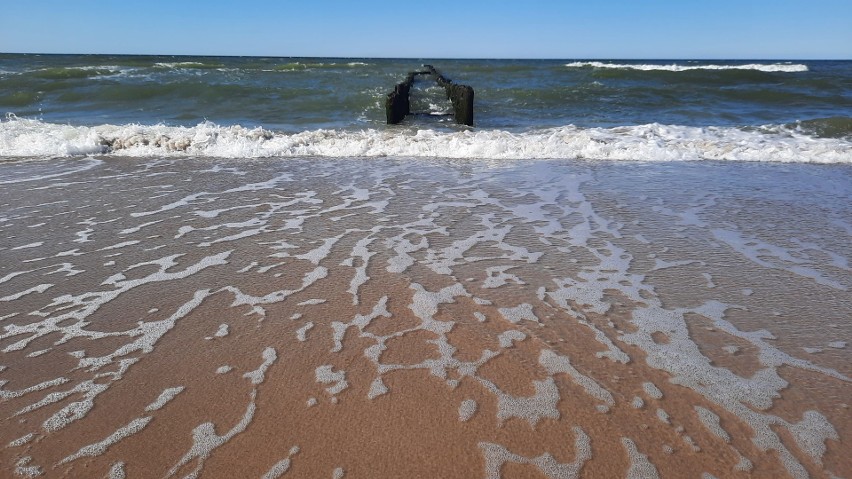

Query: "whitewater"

xmin=1 ymin=117 xmax=850 ymax=163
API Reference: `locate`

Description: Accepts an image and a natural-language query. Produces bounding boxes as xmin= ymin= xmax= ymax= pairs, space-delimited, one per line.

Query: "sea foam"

xmin=565 ymin=61 xmax=809 ymax=72
xmin=0 ymin=117 xmax=849 ymax=164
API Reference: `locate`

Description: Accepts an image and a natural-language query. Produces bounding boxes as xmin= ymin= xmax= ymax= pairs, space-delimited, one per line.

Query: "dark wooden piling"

xmin=425 ymin=64 xmax=474 ymax=126
xmin=449 ymin=84 xmax=474 ymax=126
xmin=386 ymin=65 xmax=474 ymax=126
xmin=385 ymin=73 xmax=413 ymax=124
xmin=385 ymin=82 xmax=410 ymax=124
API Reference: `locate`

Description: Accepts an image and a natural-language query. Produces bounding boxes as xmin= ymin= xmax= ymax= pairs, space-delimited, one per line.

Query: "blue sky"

xmin=1 ymin=0 xmax=850 ymax=59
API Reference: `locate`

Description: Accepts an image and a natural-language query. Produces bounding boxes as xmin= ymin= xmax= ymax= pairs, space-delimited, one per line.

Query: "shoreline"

xmin=1 ymin=156 xmax=849 ymax=478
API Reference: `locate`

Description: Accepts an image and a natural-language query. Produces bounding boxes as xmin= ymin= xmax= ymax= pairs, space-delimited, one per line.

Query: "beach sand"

xmin=0 ymin=156 xmax=849 ymax=478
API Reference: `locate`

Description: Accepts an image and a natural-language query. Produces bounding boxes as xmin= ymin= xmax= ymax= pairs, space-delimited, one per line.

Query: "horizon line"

xmin=1 ymin=51 xmax=849 ymax=61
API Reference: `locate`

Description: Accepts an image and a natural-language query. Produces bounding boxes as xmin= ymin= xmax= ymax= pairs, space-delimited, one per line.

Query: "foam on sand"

xmin=0 ymin=155 xmax=848 ymax=477
xmin=458 ymin=399 xmax=478 ymax=422
xmin=14 ymin=457 xmax=42 ymax=478
xmin=479 ymin=427 xmax=591 ymax=479
xmin=261 ymin=446 xmax=300 ymax=479
xmin=497 ymin=329 xmax=527 ymax=348
xmin=621 ymin=438 xmax=660 ymax=479
xmin=145 ymin=386 xmax=185 ymax=412
xmin=59 ymin=416 xmax=152 ymax=464
xmin=539 ymin=350 xmax=615 ymax=411
xmin=694 ymin=406 xmax=730 ymax=443
xmin=315 ymin=365 xmax=348 ymax=396
xmin=498 ymin=303 xmax=539 ymax=324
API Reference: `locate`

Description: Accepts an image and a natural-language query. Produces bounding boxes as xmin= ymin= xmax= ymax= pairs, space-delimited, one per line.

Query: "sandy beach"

xmin=1 ymin=156 xmax=849 ymax=478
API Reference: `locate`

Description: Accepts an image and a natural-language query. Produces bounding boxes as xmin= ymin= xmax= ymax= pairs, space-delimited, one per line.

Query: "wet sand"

xmin=1 ymin=156 xmax=849 ymax=478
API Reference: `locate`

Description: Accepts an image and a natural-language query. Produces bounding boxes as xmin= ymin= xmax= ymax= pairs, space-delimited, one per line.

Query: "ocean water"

xmin=0 ymin=54 xmax=850 ymax=162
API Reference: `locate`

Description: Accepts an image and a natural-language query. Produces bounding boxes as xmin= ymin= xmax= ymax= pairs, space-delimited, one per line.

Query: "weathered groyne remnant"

xmin=385 ymin=71 xmax=413 ymax=124
xmin=385 ymin=65 xmax=474 ymax=126
xmin=425 ymin=65 xmax=474 ymax=127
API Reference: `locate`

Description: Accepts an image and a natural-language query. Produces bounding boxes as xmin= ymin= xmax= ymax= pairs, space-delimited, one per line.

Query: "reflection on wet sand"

xmin=1 ymin=157 xmax=849 ymax=478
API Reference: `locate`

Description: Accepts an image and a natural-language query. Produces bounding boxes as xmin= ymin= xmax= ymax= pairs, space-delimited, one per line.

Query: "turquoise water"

xmin=0 ymin=54 xmax=850 ymax=161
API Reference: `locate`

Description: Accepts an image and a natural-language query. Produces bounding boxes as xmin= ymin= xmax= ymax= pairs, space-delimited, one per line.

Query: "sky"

xmin=1 ymin=0 xmax=850 ymax=59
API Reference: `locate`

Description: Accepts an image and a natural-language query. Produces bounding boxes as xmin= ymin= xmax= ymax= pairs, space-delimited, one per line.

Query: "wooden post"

xmin=385 ymin=82 xmax=410 ymax=124
xmin=449 ymin=84 xmax=474 ymax=126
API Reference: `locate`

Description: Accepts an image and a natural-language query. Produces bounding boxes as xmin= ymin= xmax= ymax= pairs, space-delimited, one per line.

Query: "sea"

xmin=0 ymin=54 xmax=850 ymax=162
xmin=1 ymin=55 xmax=851 ymax=478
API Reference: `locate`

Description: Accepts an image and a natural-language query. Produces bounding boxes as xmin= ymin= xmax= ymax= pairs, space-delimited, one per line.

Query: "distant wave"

xmin=26 ymin=66 xmax=129 ymax=79
xmin=264 ymin=62 xmax=373 ymax=72
xmin=153 ymin=62 xmax=220 ymax=69
xmin=0 ymin=117 xmax=848 ymax=164
xmin=565 ymin=62 xmax=809 ymax=72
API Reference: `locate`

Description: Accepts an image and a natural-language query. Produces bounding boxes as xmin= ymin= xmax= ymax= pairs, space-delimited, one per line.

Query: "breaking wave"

xmin=0 ymin=117 xmax=849 ymax=164
xmin=565 ymin=62 xmax=809 ymax=73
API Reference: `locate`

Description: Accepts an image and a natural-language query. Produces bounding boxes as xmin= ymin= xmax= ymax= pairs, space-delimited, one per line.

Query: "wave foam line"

xmin=565 ymin=62 xmax=809 ymax=72
xmin=0 ymin=118 xmax=849 ymax=164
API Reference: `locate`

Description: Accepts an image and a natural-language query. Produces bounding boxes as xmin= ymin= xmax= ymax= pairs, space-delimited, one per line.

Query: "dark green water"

xmin=1 ymin=55 xmax=850 ymax=161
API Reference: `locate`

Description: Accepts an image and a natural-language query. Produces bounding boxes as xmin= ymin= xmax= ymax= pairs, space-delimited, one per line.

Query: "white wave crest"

xmin=0 ymin=117 xmax=848 ymax=164
xmin=565 ymin=62 xmax=809 ymax=73
xmin=153 ymin=62 xmax=211 ymax=69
